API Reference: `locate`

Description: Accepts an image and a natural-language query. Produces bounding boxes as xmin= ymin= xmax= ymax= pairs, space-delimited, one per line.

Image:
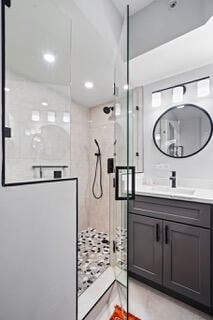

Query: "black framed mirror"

xmin=153 ymin=104 xmax=213 ymax=158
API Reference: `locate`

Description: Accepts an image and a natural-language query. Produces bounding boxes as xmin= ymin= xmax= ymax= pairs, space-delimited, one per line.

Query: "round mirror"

xmin=153 ymin=104 xmax=213 ymax=158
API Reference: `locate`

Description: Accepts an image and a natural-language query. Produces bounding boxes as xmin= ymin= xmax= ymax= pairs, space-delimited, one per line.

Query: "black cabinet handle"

xmin=156 ymin=224 xmax=160 ymax=242
xmin=165 ymin=225 xmax=169 ymax=244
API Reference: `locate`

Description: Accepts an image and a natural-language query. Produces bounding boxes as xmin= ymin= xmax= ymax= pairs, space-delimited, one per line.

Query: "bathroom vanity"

xmin=129 ymin=189 xmax=213 ymax=314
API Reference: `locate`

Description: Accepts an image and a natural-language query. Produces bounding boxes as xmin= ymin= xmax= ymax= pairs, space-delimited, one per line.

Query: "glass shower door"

xmin=111 ymin=5 xmax=134 ymax=316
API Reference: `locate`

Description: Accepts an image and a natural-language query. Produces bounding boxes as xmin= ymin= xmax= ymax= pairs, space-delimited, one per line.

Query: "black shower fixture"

xmin=92 ymin=139 xmax=103 ymax=199
xmin=103 ymin=106 xmax=114 ymax=114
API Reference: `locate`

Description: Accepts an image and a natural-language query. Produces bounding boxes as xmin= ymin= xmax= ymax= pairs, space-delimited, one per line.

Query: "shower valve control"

xmin=107 ymin=158 xmax=114 ymax=174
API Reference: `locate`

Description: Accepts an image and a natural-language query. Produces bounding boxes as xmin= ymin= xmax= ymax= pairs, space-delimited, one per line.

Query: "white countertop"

xmin=136 ymin=185 xmax=213 ymax=204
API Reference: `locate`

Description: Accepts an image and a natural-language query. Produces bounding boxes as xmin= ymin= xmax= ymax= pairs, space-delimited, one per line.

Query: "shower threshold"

xmin=78 ymin=266 xmax=115 ymax=320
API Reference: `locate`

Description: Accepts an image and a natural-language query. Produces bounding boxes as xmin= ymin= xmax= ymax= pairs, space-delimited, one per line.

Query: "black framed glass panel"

xmin=2 ymin=0 xmax=72 ymax=185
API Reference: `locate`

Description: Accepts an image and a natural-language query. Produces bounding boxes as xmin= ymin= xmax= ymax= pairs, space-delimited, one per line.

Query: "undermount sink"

xmin=151 ymin=186 xmax=195 ymax=195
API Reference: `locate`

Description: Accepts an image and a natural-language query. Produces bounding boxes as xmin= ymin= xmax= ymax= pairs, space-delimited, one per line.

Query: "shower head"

xmin=103 ymin=106 xmax=114 ymax=114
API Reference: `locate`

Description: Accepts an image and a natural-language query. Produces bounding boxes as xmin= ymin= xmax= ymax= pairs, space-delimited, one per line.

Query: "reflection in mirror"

xmin=3 ymin=0 xmax=72 ymax=184
xmin=153 ymin=104 xmax=213 ymax=158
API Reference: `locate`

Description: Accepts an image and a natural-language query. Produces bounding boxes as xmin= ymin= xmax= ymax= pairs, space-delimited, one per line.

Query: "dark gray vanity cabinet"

xmin=163 ymin=221 xmax=211 ymax=306
xmin=129 ymin=214 xmax=163 ymax=284
xmin=129 ymin=195 xmax=212 ymax=310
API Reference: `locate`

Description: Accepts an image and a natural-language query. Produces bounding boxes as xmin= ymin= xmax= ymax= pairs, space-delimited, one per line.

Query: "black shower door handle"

xmin=115 ymin=166 xmax=135 ymax=200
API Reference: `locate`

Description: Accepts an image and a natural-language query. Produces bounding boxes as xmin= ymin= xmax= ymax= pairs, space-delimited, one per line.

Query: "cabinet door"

xmin=163 ymin=221 xmax=211 ymax=306
xmin=129 ymin=214 xmax=163 ymax=284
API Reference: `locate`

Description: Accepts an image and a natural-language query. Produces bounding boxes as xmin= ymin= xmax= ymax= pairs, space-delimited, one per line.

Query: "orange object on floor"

xmin=109 ymin=305 xmax=141 ymax=320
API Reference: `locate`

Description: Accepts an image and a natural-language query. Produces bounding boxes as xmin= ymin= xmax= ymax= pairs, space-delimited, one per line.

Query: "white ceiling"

xmin=5 ymin=0 xmax=213 ymax=108
xmin=6 ymin=0 xmax=122 ymax=108
xmin=112 ymin=0 xmax=155 ymax=17
xmin=130 ymin=17 xmax=213 ymax=88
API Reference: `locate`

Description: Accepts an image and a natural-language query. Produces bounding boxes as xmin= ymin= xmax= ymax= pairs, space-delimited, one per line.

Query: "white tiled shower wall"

xmin=73 ymin=103 xmax=114 ymax=233
xmin=5 ymin=71 xmax=71 ymax=182
xmin=5 ymin=71 xmax=112 ymax=233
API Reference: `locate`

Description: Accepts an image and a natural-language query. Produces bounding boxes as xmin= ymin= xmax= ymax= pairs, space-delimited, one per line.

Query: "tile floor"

xmin=85 ymin=278 xmax=213 ymax=320
xmin=129 ymin=278 xmax=213 ymax=320
xmin=115 ymin=227 xmax=127 ymax=271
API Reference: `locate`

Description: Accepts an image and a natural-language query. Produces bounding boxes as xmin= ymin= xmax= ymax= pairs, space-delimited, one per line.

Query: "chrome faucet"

xmin=169 ymin=171 xmax=176 ymax=188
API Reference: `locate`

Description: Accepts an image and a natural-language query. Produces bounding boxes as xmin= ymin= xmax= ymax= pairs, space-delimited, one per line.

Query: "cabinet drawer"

xmin=129 ymin=196 xmax=211 ymax=228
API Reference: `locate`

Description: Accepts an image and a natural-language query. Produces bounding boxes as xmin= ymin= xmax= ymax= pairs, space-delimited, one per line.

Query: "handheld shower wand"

xmin=94 ymin=139 xmax=101 ymax=156
xmin=92 ymin=139 xmax=103 ymax=199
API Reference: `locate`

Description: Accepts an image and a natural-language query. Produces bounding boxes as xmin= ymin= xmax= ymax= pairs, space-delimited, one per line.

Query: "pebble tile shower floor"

xmin=78 ymin=228 xmax=110 ymax=296
xmin=78 ymin=227 xmax=127 ymax=296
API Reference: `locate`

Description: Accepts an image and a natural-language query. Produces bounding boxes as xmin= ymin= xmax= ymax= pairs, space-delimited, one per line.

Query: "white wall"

xmin=143 ymin=64 xmax=213 ymax=188
xmin=0 ymin=181 xmax=77 ymax=320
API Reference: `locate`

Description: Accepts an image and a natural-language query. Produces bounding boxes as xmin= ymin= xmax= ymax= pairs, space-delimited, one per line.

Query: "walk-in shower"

xmin=77 ymin=108 xmax=113 ymax=299
xmin=78 ymin=134 xmax=109 ymax=297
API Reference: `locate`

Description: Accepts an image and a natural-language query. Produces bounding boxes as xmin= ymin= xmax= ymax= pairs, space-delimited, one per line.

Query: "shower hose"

xmin=92 ymin=139 xmax=103 ymax=199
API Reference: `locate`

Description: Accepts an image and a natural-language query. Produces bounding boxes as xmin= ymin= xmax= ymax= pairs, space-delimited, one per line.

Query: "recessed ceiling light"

xmin=84 ymin=82 xmax=94 ymax=89
xmin=41 ymin=102 xmax=48 ymax=106
xmin=43 ymin=53 xmax=55 ymax=63
xmin=5 ymin=87 xmax=10 ymax=92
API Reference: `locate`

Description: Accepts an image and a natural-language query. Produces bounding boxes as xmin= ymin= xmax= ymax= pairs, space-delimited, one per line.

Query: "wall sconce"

xmin=152 ymin=76 xmax=210 ymax=106
xmin=197 ymin=78 xmax=210 ymax=97
xmin=48 ymin=111 xmax=56 ymax=122
xmin=152 ymin=92 xmax=161 ymax=107
xmin=63 ymin=112 xmax=70 ymax=123
xmin=32 ymin=111 xmax=40 ymax=122
xmin=173 ymin=86 xmax=185 ymax=103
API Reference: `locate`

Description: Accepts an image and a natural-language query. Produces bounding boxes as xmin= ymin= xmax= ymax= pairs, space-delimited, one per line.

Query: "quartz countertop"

xmin=136 ymin=184 xmax=213 ymax=204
